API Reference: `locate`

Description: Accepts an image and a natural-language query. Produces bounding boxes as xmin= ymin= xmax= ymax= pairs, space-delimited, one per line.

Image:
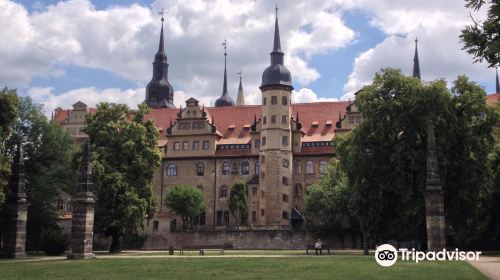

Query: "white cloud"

xmin=292 ymin=88 xmax=338 ymax=103
xmin=1 ymin=0 xmax=356 ymax=105
xmin=341 ymin=0 xmax=493 ymax=99
xmin=27 ymin=86 xmax=145 ymax=115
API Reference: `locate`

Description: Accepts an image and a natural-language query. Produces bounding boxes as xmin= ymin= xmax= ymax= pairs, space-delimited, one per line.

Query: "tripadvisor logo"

xmin=375 ymin=244 xmax=482 ymax=267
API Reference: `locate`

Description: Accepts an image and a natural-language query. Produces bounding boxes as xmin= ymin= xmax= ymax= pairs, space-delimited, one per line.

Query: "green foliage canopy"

xmin=164 ymin=184 xmax=206 ymax=230
xmin=228 ymin=182 xmax=248 ymax=225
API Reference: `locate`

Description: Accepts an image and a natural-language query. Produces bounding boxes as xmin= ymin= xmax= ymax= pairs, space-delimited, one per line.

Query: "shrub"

xmin=41 ymin=228 xmax=69 ymax=256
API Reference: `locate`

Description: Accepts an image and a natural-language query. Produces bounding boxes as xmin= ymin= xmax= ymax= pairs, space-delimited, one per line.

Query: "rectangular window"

xmin=216 ymin=211 xmax=222 ymax=225
xmin=282 ymin=159 xmax=289 ymax=168
xmin=271 ymin=96 xmax=277 ymax=105
xmin=261 ymin=156 xmax=265 ymax=164
xmin=306 ymin=161 xmax=314 ymax=175
xmin=252 ymin=211 xmax=257 ymax=223
xmin=263 ymin=116 xmax=267 ymax=125
xmin=282 ymin=211 xmax=289 ymax=220
xmin=203 ymin=141 xmax=209 ymax=150
xmin=193 ymin=141 xmax=200 ymax=150
xmin=252 ymin=187 xmax=257 ymax=195
xmin=262 ymin=137 xmax=266 ymax=146
xmin=282 ymin=194 xmax=289 ymax=202
xmin=263 ymin=97 xmax=267 ymax=105
xmin=282 ymin=96 xmax=288 ymax=106
xmin=223 ymin=211 xmax=230 ymax=225
xmin=282 ymin=136 xmax=289 ymax=146
xmin=255 ymin=139 xmax=261 ymax=149
xmin=174 ymin=142 xmax=180 ymax=150
xmin=271 ymin=115 xmax=277 ymax=123
xmin=282 ymin=176 xmax=289 ymax=186
xmin=182 ymin=141 xmax=189 ymax=150
xmin=261 ymin=209 xmax=265 ymax=216
xmin=296 ymin=161 xmax=302 ymax=174
xmin=282 ymin=115 xmax=287 ymax=124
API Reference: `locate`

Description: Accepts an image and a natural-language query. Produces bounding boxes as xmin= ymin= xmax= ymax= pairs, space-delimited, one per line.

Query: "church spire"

xmin=413 ymin=37 xmax=421 ymax=80
xmin=215 ymin=39 xmax=235 ymax=107
xmin=236 ymin=70 xmax=245 ymax=106
xmin=260 ymin=4 xmax=292 ymax=90
xmin=496 ymin=67 xmax=499 ymax=93
xmin=145 ymin=10 xmax=175 ymax=108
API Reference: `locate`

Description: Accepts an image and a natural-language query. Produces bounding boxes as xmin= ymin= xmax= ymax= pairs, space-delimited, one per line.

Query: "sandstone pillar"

xmin=68 ymin=141 xmax=95 ymax=259
xmin=1 ymin=144 xmax=27 ymax=259
xmin=424 ymin=123 xmax=446 ymax=250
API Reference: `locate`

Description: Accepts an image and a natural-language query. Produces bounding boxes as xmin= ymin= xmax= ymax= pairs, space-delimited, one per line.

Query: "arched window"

xmin=255 ymin=161 xmax=260 ymax=175
xmin=220 ymin=185 xmax=228 ymax=198
xmin=319 ymin=160 xmax=328 ymax=174
xmin=196 ymin=162 xmax=204 ymax=176
xmin=241 ymin=161 xmax=250 ymax=175
xmin=306 ymin=161 xmax=314 ymax=175
xmin=222 ymin=162 xmax=230 ymax=175
xmin=166 ymin=163 xmax=177 ymax=176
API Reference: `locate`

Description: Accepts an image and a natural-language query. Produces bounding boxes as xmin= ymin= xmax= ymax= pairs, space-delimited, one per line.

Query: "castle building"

xmin=52 ymin=9 xmax=499 ymax=249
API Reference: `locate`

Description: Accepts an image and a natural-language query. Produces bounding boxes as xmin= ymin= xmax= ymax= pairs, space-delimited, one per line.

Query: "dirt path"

xmin=468 ymin=256 xmax=500 ymax=280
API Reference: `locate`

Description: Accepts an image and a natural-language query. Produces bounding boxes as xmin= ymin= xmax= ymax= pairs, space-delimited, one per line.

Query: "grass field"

xmin=0 ymin=255 xmax=486 ymax=280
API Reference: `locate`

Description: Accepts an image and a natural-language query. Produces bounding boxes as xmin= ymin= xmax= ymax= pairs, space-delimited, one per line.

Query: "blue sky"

xmin=1 ymin=0 xmax=497 ymax=113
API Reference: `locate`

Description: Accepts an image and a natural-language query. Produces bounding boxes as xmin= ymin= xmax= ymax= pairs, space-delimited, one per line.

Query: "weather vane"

xmin=237 ymin=70 xmax=243 ymax=81
xmin=159 ymin=8 xmax=165 ymax=22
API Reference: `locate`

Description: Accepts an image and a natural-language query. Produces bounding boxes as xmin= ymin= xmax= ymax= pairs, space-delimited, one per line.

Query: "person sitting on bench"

xmin=315 ymin=239 xmax=323 ymax=255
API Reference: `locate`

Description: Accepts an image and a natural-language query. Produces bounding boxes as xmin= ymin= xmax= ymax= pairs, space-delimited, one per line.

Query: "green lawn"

xmin=0 ymin=255 xmax=486 ymax=280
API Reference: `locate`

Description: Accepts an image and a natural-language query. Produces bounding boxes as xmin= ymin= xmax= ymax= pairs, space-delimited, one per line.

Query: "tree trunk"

xmin=363 ymin=232 xmax=369 ymax=255
xmin=109 ymin=234 xmax=121 ymax=254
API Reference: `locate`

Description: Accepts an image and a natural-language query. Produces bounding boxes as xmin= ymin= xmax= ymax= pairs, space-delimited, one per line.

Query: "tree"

xmin=164 ymin=185 xmax=206 ymax=230
xmin=335 ymin=69 xmax=497 ymax=251
xmin=228 ymin=182 xmax=248 ymax=226
xmin=2 ymin=96 xmax=76 ymax=250
xmin=85 ymin=103 xmax=161 ymax=253
xmin=305 ymin=159 xmax=354 ymax=232
xmin=460 ymin=0 xmax=500 ymax=67
xmin=0 ymin=87 xmax=19 ymax=206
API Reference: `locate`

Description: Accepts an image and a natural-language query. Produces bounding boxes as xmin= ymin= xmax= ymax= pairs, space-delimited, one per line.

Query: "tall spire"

xmin=215 ymin=39 xmax=235 ymax=107
xmin=145 ymin=9 xmax=175 ymax=109
xmin=236 ymin=70 xmax=245 ymax=106
xmin=413 ymin=37 xmax=421 ymax=80
xmin=260 ymin=4 xmax=292 ymax=90
xmin=496 ymin=67 xmax=499 ymax=93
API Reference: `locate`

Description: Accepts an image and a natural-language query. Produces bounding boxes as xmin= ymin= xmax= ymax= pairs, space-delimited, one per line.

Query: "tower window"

xmin=282 ymin=194 xmax=289 ymax=202
xmin=263 ymin=97 xmax=267 ymax=105
xmin=271 ymin=96 xmax=277 ymax=105
xmin=282 ymin=176 xmax=289 ymax=186
xmin=282 ymin=159 xmax=289 ymax=168
xmin=263 ymin=116 xmax=267 ymax=125
xmin=282 ymin=136 xmax=289 ymax=146
xmin=262 ymin=137 xmax=266 ymax=146
xmin=282 ymin=115 xmax=287 ymax=124
xmin=222 ymin=162 xmax=230 ymax=175
xmin=252 ymin=211 xmax=257 ymax=223
xmin=261 ymin=209 xmax=265 ymax=216
xmin=282 ymin=96 xmax=288 ymax=105
xmin=255 ymin=139 xmax=261 ymax=149
xmin=261 ymin=156 xmax=265 ymax=164
xmin=271 ymin=115 xmax=277 ymax=123
xmin=282 ymin=211 xmax=289 ymax=220
xmin=255 ymin=161 xmax=260 ymax=175
xmin=252 ymin=187 xmax=258 ymax=195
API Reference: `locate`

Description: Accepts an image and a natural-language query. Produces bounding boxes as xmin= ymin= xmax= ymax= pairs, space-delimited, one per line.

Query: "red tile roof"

xmin=487 ymin=93 xmax=500 ymax=105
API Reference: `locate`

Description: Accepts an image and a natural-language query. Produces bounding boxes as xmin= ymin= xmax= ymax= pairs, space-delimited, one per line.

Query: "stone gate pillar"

xmin=68 ymin=141 xmax=95 ymax=259
xmin=1 ymin=144 xmax=28 ymax=259
xmin=424 ymin=123 xmax=446 ymax=251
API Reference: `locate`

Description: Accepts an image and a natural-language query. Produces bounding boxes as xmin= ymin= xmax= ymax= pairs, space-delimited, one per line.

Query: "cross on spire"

xmin=222 ymin=39 xmax=227 ymax=57
xmin=237 ymin=69 xmax=242 ymax=81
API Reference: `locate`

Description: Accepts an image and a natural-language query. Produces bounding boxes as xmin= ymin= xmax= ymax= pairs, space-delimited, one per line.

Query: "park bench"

xmin=305 ymin=244 xmax=331 ymax=255
xmin=180 ymin=245 xmax=225 ymax=255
